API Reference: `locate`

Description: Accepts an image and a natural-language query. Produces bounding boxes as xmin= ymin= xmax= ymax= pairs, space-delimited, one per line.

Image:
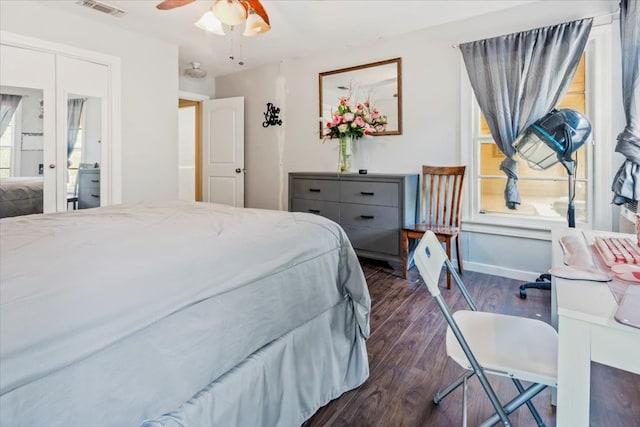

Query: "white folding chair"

xmin=414 ymin=231 xmax=558 ymax=427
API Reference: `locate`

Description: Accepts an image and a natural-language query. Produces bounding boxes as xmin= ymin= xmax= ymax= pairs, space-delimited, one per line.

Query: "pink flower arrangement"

xmin=323 ymin=95 xmax=388 ymax=141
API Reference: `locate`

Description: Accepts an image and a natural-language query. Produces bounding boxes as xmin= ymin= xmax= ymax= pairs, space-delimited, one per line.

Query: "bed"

xmin=0 ymin=201 xmax=371 ymax=427
xmin=0 ymin=176 xmax=44 ymax=218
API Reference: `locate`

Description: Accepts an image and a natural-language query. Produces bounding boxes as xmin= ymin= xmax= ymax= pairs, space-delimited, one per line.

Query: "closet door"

xmin=0 ymin=44 xmax=56 ymax=214
xmin=56 ymin=55 xmax=109 ymax=212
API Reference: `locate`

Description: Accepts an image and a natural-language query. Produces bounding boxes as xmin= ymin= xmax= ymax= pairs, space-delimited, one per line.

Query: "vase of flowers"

xmin=339 ymin=134 xmax=354 ymax=173
xmin=323 ymin=95 xmax=388 ymax=173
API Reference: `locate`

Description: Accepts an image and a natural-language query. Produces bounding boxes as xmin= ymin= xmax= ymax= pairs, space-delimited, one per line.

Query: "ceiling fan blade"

xmin=246 ymin=0 xmax=270 ymax=25
xmin=156 ymin=0 xmax=195 ymax=10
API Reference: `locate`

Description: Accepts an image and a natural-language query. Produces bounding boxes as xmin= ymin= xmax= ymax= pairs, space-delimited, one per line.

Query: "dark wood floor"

xmin=306 ymin=259 xmax=640 ymax=427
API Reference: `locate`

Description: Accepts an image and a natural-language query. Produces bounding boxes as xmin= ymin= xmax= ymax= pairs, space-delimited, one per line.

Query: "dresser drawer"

xmin=289 ymin=172 xmax=418 ymax=264
xmin=342 ymin=225 xmax=400 ymax=256
xmin=78 ymin=172 xmax=100 ymax=189
xmin=340 ymin=203 xmax=399 ymax=230
xmin=78 ymin=189 xmax=100 ymax=209
xmin=291 ymin=198 xmax=339 ymax=223
xmin=340 ymin=181 xmax=399 ymax=207
xmin=290 ymin=178 xmax=339 ymax=201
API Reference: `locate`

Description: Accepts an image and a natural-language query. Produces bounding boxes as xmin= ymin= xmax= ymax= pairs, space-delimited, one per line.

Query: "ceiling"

xmin=37 ymin=0 xmax=541 ymax=78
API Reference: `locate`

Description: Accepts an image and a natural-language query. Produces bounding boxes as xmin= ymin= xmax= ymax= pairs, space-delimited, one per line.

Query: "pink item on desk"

xmin=594 ymin=236 xmax=640 ymax=267
xmin=611 ymin=264 xmax=640 ymax=283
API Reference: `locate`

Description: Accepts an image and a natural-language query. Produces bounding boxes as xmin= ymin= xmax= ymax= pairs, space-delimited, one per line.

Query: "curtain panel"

xmin=66 ymin=98 xmax=85 ymax=166
xmin=460 ymin=18 xmax=592 ymax=209
xmin=612 ymin=0 xmax=640 ymax=205
xmin=0 ymin=94 xmax=23 ymax=137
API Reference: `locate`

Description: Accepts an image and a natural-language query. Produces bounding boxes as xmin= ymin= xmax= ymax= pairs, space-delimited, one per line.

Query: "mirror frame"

xmin=319 ymin=57 xmax=402 ymax=138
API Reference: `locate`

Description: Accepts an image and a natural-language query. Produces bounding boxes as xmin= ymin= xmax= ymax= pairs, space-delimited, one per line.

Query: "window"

xmin=67 ymin=110 xmax=85 ymax=190
xmin=0 ymin=113 xmax=16 ymax=178
xmin=477 ymin=56 xmax=587 ymax=222
xmin=463 ymin=26 xmax=613 ymax=233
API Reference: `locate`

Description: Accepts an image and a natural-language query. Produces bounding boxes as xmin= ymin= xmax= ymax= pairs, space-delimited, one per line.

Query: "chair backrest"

xmin=415 ymin=230 xmax=478 ymax=312
xmin=414 ymin=231 xmax=448 ymax=297
xmin=421 ymin=165 xmax=466 ymax=228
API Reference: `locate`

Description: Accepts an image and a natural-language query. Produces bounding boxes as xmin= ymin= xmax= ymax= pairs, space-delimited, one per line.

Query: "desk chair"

xmin=414 ymin=231 xmax=558 ymax=427
xmin=402 ymin=165 xmax=465 ymax=288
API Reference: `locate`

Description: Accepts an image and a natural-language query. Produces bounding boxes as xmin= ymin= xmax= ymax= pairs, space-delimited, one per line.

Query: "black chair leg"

xmin=519 ymin=273 xmax=551 ymax=299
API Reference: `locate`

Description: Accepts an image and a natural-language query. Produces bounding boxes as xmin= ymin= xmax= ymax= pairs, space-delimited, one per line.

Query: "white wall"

xmin=83 ymin=96 xmax=102 ymax=166
xmin=216 ymin=63 xmax=282 ymax=210
xmin=0 ymin=1 xmax=180 ymax=203
xmin=216 ymin=1 xmax=621 ymax=279
xmin=179 ymin=75 xmax=215 ymax=99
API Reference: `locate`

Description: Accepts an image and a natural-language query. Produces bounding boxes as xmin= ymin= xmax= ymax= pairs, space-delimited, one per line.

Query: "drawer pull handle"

xmin=91 ymin=179 xmax=99 ymax=183
xmin=360 ymin=191 xmax=374 ymax=196
xmin=308 ymin=209 xmax=320 ymax=214
xmin=309 ymin=188 xmax=321 ymax=192
xmin=91 ymin=194 xmax=100 ymax=198
xmin=360 ymin=215 xmax=375 ymax=219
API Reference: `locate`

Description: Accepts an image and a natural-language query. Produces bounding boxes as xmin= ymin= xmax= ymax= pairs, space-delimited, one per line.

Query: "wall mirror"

xmin=319 ymin=57 xmax=402 ymax=138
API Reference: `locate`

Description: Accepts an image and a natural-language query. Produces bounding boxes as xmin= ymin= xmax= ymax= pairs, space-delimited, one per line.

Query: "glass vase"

xmin=339 ymin=135 xmax=354 ymax=173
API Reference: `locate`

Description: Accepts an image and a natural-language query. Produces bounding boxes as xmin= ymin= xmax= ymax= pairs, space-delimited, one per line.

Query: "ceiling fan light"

xmin=243 ymin=11 xmax=270 ymax=37
xmin=194 ymin=11 xmax=225 ymax=35
xmin=185 ymin=62 xmax=208 ymax=79
xmin=211 ymin=0 xmax=247 ymax=26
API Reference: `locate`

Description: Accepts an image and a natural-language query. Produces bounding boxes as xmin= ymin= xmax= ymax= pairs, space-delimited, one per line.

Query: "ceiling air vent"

xmin=76 ymin=0 xmax=126 ymax=17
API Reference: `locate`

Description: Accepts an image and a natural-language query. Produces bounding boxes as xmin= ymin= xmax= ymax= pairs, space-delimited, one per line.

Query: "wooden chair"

xmin=402 ymin=165 xmax=466 ymax=288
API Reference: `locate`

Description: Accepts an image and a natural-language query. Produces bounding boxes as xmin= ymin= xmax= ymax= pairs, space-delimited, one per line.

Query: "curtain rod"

xmin=451 ymin=9 xmax=620 ymax=48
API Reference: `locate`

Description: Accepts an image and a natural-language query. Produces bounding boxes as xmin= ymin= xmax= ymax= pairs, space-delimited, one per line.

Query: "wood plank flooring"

xmin=305 ymin=259 xmax=640 ymax=427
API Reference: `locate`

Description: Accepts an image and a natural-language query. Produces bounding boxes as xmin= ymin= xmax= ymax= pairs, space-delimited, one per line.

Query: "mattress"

xmin=0 ymin=201 xmax=371 ymax=426
xmin=0 ymin=176 xmax=43 ymax=218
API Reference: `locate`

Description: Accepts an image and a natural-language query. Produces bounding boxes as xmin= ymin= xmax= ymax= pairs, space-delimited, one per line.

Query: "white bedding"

xmin=0 ymin=201 xmax=371 ymax=426
xmin=0 ymin=176 xmax=43 ymax=218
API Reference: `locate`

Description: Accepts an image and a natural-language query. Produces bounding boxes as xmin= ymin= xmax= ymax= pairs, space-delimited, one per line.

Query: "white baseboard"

xmin=461 ymin=260 xmax=541 ymax=282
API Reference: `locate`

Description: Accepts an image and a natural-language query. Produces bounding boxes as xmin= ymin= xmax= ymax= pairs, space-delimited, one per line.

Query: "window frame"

xmin=460 ymin=25 xmax=614 ymax=239
xmin=0 ymin=102 xmax=22 ymax=177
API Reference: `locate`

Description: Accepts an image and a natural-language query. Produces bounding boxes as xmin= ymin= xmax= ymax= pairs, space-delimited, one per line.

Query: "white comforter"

xmin=0 ymin=201 xmax=370 ymax=426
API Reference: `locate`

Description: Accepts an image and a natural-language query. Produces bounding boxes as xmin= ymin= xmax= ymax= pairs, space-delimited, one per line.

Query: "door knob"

xmin=235 ymin=168 xmax=242 ymax=173
xmin=49 ymin=164 xmax=56 ymax=169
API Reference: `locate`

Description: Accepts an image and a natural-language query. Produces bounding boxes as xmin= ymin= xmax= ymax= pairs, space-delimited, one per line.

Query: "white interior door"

xmin=202 ymin=96 xmax=244 ymax=207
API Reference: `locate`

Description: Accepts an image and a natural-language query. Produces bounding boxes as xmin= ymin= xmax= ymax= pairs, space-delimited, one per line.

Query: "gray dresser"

xmin=289 ymin=172 xmax=419 ymax=263
xmin=77 ymin=168 xmax=100 ymax=209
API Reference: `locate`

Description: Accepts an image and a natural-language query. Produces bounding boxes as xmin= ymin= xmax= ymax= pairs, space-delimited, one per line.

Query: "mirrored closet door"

xmin=0 ymin=44 xmax=55 ymax=217
xmin=0 ymin=43 xmax=110 ymax=217
xmin=56 ymin=55 xmax=108 ymax=212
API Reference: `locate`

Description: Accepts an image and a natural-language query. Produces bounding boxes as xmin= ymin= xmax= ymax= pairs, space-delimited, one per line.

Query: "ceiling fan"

xmin=156 ymin=0 xmax=270 ymax=37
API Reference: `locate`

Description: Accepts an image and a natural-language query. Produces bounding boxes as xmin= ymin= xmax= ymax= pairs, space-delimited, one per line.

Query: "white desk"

xmin=551 ymin=227 xmax=640 ymax=427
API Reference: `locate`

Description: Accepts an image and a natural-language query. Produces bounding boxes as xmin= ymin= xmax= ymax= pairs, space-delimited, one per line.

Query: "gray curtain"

xmin=67 ymin=98 xmax=85 ymax=165
xmin=612 ymin=0 xmax=640 ymax=205
xmin=1 ymin=94 xmax=23 ymax=137
xmin=460 ymin=18 xmax=592 ymax=209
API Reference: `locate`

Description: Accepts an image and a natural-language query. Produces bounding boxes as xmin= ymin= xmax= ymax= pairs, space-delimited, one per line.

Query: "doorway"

xmin=178 ymin=99 xmax=202 ymax=201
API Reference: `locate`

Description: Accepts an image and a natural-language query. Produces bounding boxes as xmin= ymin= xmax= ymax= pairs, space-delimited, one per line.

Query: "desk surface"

xmin=552 ymin=227 xmax=640 ymax=329
xmin=552 ymin=227 xmax=640 ymax=427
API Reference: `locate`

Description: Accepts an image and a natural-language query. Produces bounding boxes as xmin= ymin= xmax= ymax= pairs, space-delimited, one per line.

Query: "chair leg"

xmin=462 ymin=375 xmax=468 ymax=427
xmin=456 ymin=235 xmax=463 ymax=275
xmin=473 ymin=369 xmax=512 ymax=427
xmin=433 ymin=369 xmax=475 ymax=405
xmin=402 ymin=230 xmax=409 ymax=279
xmin=512 ymin=379 xmax=545 ymax=427
xmin=478 ymin=382 xmax=547 ymax=427
xmin=445 ymin=239 xmax=452 ymax=289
